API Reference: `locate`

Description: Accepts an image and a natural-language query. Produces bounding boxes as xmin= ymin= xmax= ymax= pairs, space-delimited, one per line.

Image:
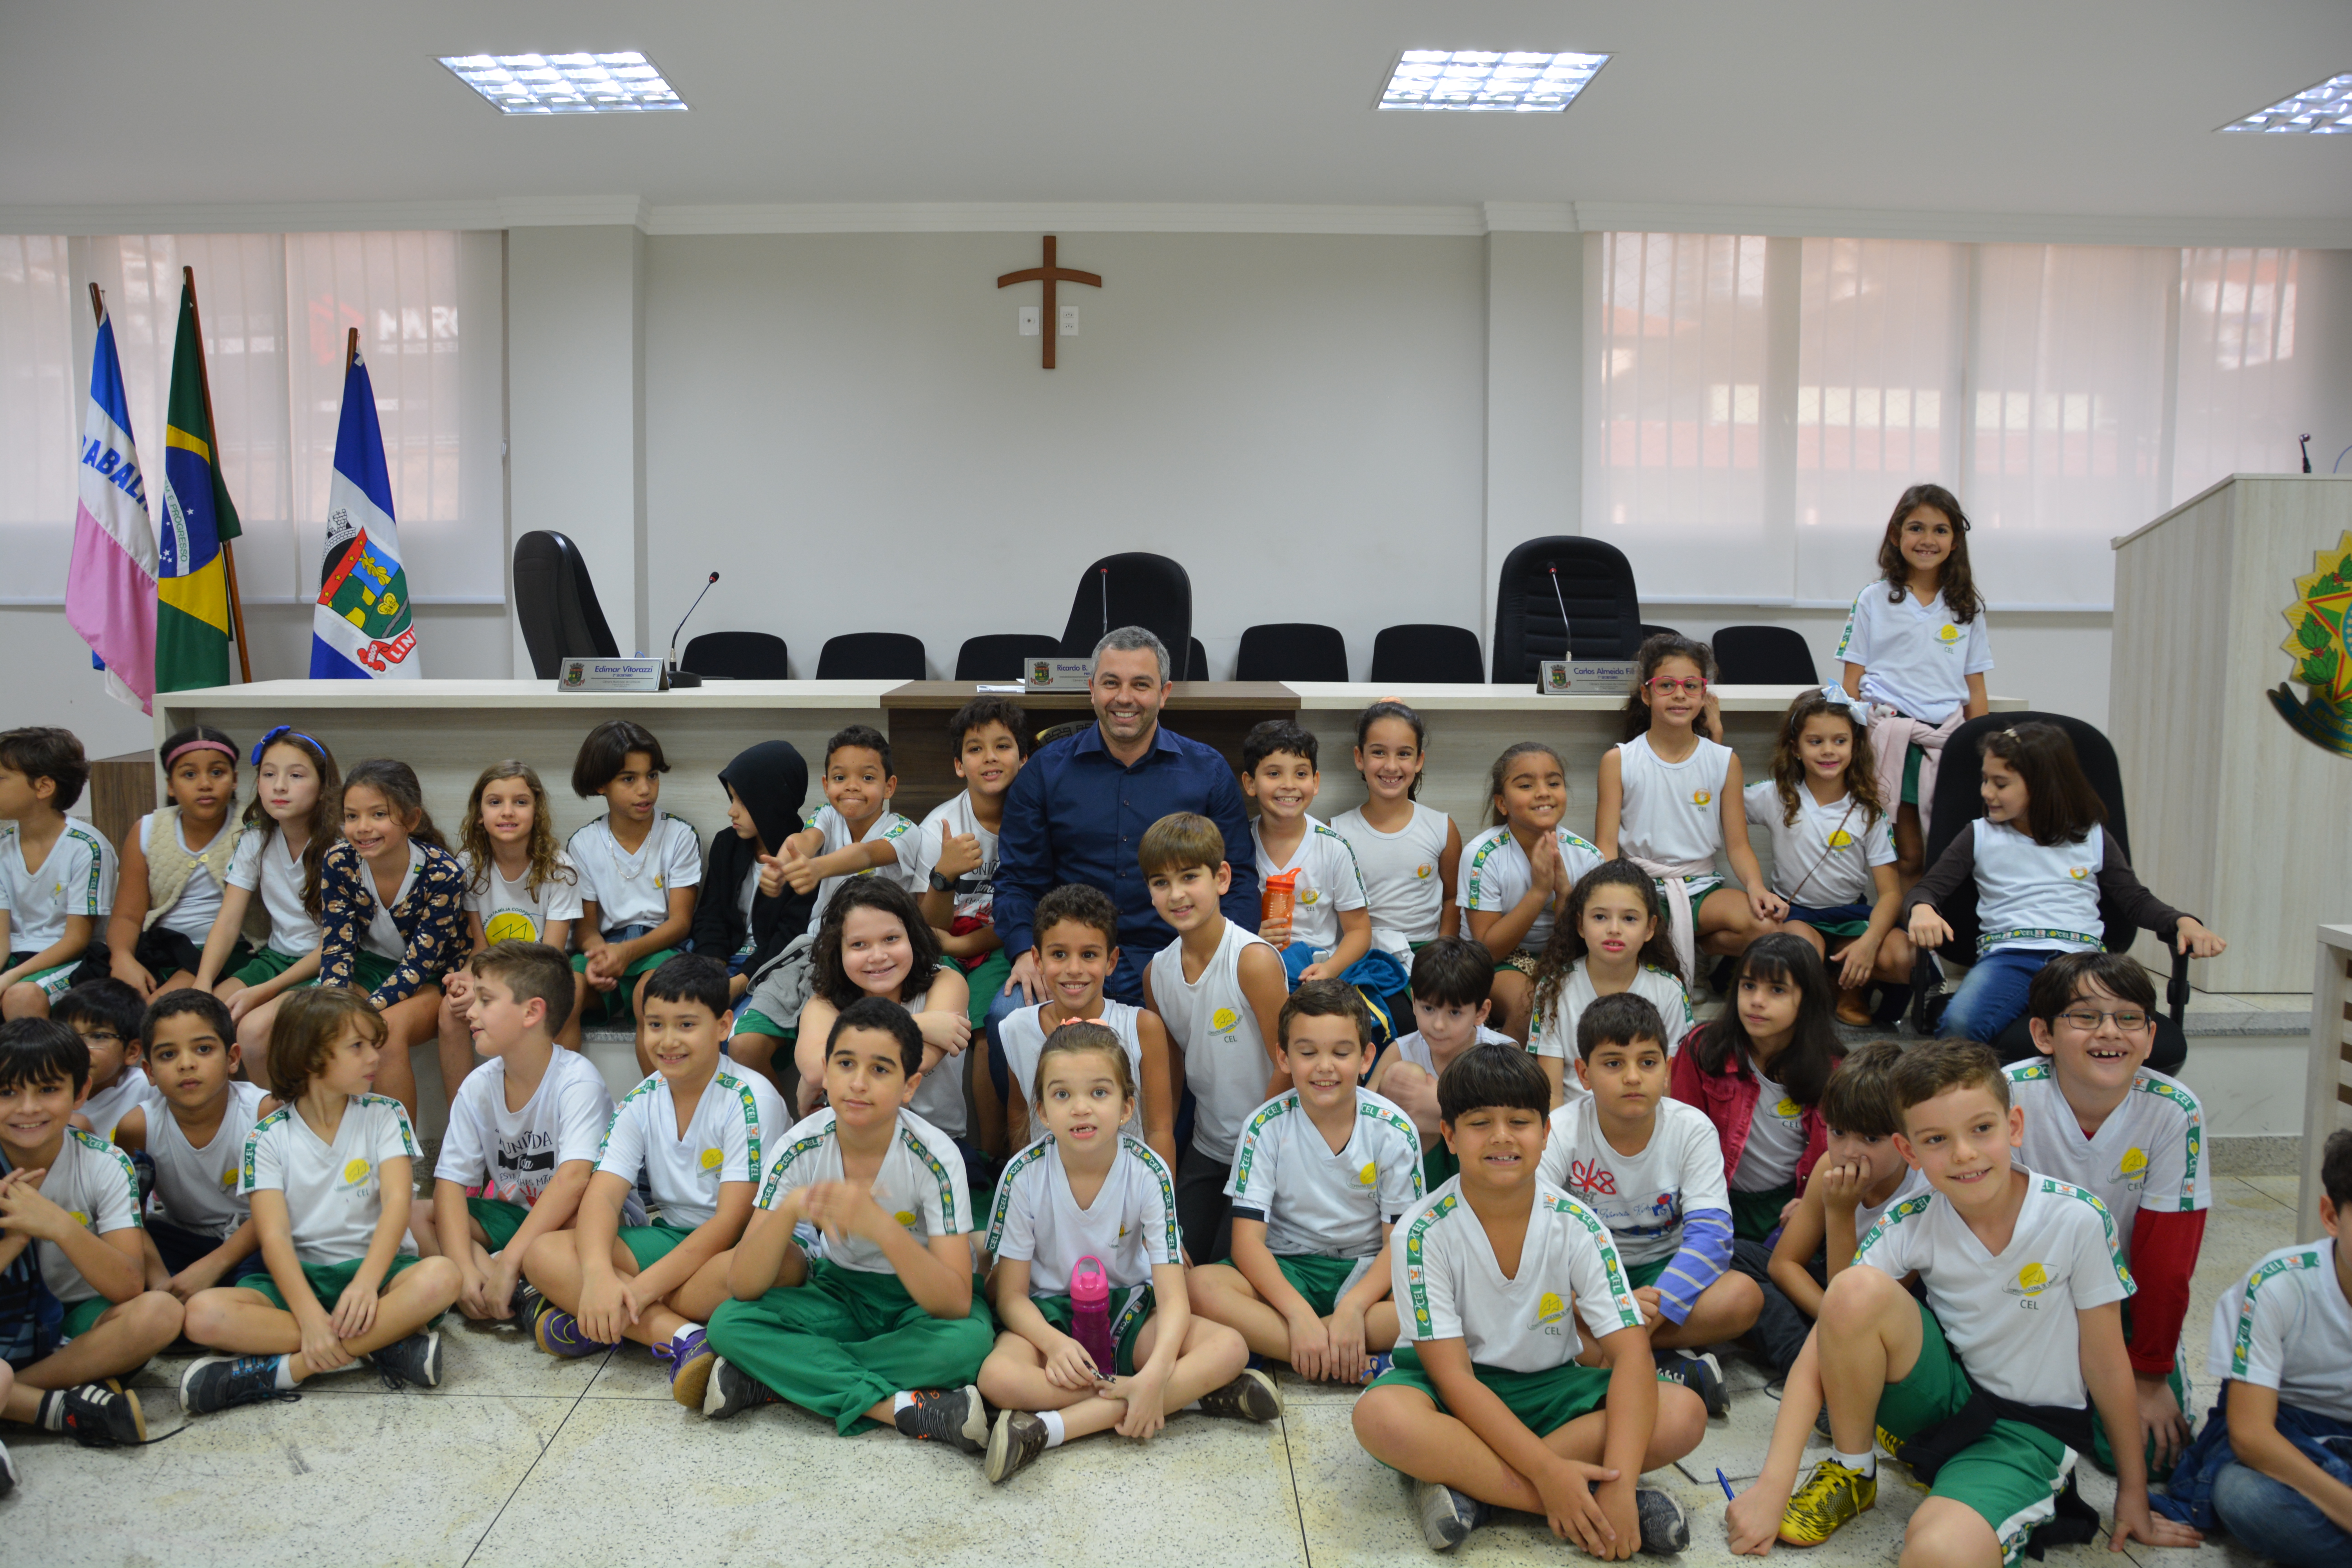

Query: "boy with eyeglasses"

xmin=2004 ymin=951 xmax=2208 ymax=1478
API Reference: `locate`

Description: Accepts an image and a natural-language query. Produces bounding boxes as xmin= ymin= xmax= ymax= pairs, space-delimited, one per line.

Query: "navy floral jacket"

xmin=317 ymin=838 xmax=467 ymax=1008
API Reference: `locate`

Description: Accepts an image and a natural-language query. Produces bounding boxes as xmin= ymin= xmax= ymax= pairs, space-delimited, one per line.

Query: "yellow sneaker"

xmin=1778 ymin=1457 xmax=1877 ymax=1546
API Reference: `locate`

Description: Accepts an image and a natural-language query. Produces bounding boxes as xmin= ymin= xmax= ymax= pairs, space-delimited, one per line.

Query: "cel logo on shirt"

xmin=1413 ymin=864 xmax=1433 ymax=880
xmin=1533 ymin=1291 xmax=1570 ymax=1332
xmin=484 ymin=910 xmax=540 ymax=944
xmin=1773 ymin=1096 xmax=1803 ymax=1119
xmin=2068 ymin=866 xmax=2090 ymax=880
xmin=2114 ymin=1147 xmax=2149 ymax=1187
xmin=1209 ymin=1007 xmax=1240 ymax=1033
xmin=1692 ymin=791 xmax=1712 ymax=806
xmin=1358 ymin=1162 xmax=1377 ymax=1186
xmin=342 ymin=1158 xmax=371 ymax=1186
xmin=895 ymin=1210 xmax=920 ymax=1230
xmin=1827 ymin=829 xmax=1854 ymax=849
xmin=1937 ymin=624 xmax=1962 ymax=644
xmin=2007 ymin=1261 xmax=2051 ymax=1298
xmin=699 ymin=1148 xmax=723 ymax=1171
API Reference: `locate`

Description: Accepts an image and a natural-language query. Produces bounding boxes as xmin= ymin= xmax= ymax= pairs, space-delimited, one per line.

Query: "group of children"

xmin=2 ymin=479 xmax=2338 ymax=1568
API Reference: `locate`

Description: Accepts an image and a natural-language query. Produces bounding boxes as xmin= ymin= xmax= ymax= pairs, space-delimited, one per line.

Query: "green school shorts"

xmin=468 ymin=1196 xmax=529 ymax=1253
xmin=1877 ymin=1299 xmax=2077 ymax=1567
xmin=1274 ymin=1253 xmax=1375 ymax=1317
xmin=1420 ymin=1143 xmax=1459 ymax=1191
xmin=1368 ymin=1343 xmax=1613 ymax=1441
xmin=1031 ymin=1283 xmax=1156 ymax=1378
xmin=1902 ymin=743 xmax=1925 ymax=808
xmin=234 ymin=1253 xmax=427 ymax=1315
xmin=229 ymin=945 xmax=316 ymax=990
xmin=1624 ymin=1254 xmax=1670 ymax=1292
xmin=5 ymin=951 xmax=101 ymax=1003
xmin=619 ymin=1220 xmax=697 ymax=1272
xmin=2088 ymin=1302 xmax=2189 ymax=1475
xmin=1731 ymin=1183 xmax=1797 ymax=1243
xmin=732 ymin=1007 xmax=788 ymax=1041
xmin=958 ymin=948 xmax=1012 ymax=1029
xmin=570 ymin=947 xmax=682 ymax=1022
xmin=60 ymin=1295 xmax=110 ymax=1340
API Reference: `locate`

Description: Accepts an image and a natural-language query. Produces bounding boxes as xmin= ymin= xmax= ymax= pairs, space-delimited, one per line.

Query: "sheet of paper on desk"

xmin=976 ymin=683 xmax=1025 ymax=693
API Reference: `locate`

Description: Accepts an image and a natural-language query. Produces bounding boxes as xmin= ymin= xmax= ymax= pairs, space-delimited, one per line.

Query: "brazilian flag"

xmin=156 ymin=278 xmax=241 ymax=691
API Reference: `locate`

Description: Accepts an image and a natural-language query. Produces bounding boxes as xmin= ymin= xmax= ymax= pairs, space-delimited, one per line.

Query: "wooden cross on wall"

xmin=997 ymin=235 xmax=1100 ymax=370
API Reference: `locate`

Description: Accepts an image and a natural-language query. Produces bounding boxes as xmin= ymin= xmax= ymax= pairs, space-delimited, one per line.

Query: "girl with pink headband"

xmin=107 ymin=725 xmax=249 ymax=998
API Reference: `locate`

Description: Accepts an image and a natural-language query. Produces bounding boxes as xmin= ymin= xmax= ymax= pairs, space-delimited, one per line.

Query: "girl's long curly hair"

xmin=1768 ymin=691 xmax=1885 ymax=829
xmin=1529 ymin=859 xmax=1682 ymax=1022
xmin=1877 ymin=483 xmax=1981 ymax=623
xmin=459 ymin=761 xmax=575 ymax=901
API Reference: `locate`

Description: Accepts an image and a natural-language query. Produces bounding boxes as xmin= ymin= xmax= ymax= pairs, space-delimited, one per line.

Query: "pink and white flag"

xmin=65 ymin=306 xmax=160 ymax=713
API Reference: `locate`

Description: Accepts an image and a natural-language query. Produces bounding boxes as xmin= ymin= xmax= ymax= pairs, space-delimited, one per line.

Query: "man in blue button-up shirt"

xmin=992 ymin=627 xmax=1259 ymax=1009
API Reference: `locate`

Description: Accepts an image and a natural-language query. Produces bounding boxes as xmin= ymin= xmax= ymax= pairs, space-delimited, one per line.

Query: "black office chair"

xmin=1234 ymin=622 xmax=1348 ymax=682
xmin=513 ymin=530 xmax=620 ymax=680
xmin=1711 ymin=624 xmax=1819 ymax=686
xmin=815 ymin=632 xmax=926 ymax=681
xmin=1490 ymin=537 xmax=1642 ymax=684
xmin=1056 ymin=553 xmax=1192 ymax=676
xmin=955 ymin=634 xmax=1063 ymax=681
xmin=1185 ymin=636 xmax=1210 ymax=682
xmin=681 ymin=631 xmax=789 ymax=680
xmin=1638 ymin=622 xmax=1682 ymax=645
xmin=1370 ymin=624 xmax=1484 ymax=684
xmin=1907 ymin=712 xmax=2190 ymax=1073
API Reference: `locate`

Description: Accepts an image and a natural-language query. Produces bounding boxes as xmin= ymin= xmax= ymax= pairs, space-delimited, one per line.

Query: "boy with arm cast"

xmin=1188 ymin=981 xmax=1421 ymax=1383
xmin=700 ymin=996 xmax=996 ymax=1439
xmin=1722 ymin=1041 xmax=2200 ymax=1565
xmin=114 ymin=991 xmax=273 ymax=1299
xmin=1350 ymin=1042 xmax=1702 ymax=1557
xmin=428 ymin=942 xmax=616 ymax=1322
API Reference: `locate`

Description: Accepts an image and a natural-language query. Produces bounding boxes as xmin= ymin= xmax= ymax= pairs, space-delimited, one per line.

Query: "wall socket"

xmin=1060 ymin=305 xmax=1080 ymax=336
xmin=1017 ymin=305 xmax=1040 ymax=336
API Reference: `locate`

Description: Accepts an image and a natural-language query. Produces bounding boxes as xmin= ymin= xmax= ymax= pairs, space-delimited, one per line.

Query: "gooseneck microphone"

xmin=666 ymin=571 xmax=720 ymax=689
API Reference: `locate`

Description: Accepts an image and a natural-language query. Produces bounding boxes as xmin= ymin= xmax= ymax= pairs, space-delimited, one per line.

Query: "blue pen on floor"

xmin=1716 ymin=1467 xmax=1736 ymax=1501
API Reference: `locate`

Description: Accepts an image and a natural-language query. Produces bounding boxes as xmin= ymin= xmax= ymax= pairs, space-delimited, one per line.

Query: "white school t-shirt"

xmin=1225 ymin=1088 xmax=1424 ymax=1261
xmin=80 ymin=1070 xmax=154 ymax=1145
xmin=1614 ymin=734 xmax=1733 ymax=867
xmin=1457 ymin=826 xmax=1606 ymax=954
xmin=26 ymin=1128 xmax=141 ymax=1305
xmin=2004 ymin=1061 xmax=2210 ymax=1240
xmin=1388 ymin=1025 xmax=1518 ymax=1079
xmin=1973 ymin=821 xmax=2105 ymax=956
xmin=1528 ymin=960 xmax=1694 ymax=1070
xmin=1332 ymin=801 xmax=1452 ymax=961
xmin=2207 ymin=1237 xmax=2352 ymax=1424
xmin=240 ymin=1094 xmax=419 ymax=1268
xmin=1835 ymin=583 xmax=1994 ymax=726
xmin=595 ymin=1067 xmax=784 ymax=1230
xmin=1146 ymin=918 xmax=1279 ymax=1163
xmin=360 ymin=841 xmax=423 ymax=960
xmin=1252 ymin=814 xmax=1368 ymax=955
xmin=1742 ymin=781 xmax=1895 ymax=910
xmin=1732 ymin=1063 xmax=1809 ymax=1192
xmin=0 ymin=818 xmax=116 ymax=950
xmin=1850 ymin=1168 xmax=1932 ymax=1247
xmin=437 ymin=1047 xmax=627 ymax=1212
xmin=146 ymin=1079 xmax=269 ymax=1238
xmin=801 ymin=806 xmax=923 ymax=936
xmin=568 ymin=814 xmax=702 ymax=934
xmin=759 ymin=1106 xmax=974 ymax=1274
xmin=996 ymin=999 xmax=1146 ymax=1140
xmin=226 ymin=828 xmax=318 ymax=956
xmin=1854 ymin=1172 xmax=2134 ymax=1408
xmin=985 ymin=1133 xmax=1181 ymax=1294
xmin=462 ymin=850 xmax=586 ymax=946
xmin=138 ymin=812 xmax=225 ymax=939
xmin=898 ymin=791 xmax=1001 ymax=926
xmin=1393 ymin=1176 xmax=1645 ymax=1372
xmin=1536 ymin=1097 xmax=1729 ymax=1267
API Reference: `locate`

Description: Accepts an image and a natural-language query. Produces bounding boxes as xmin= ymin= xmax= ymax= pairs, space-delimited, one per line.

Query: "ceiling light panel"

xmin=438 ymin=51 xmax=686 ymax=115
xmin=2221 ymin=72 xmax=2352 ymax=134
xmin=1377 ymin=50 xmax=1609 ymax=114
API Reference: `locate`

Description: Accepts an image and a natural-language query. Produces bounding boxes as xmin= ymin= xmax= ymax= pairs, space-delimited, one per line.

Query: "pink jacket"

xmin=1668 ymin=1024 xmax=1830 ymax=1194
xmin=1867 ymin=708 xmax=1964 ymax=845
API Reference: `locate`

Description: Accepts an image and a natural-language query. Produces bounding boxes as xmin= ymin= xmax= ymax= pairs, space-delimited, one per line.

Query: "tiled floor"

xmin=4 ymin=1175 xmax=2306 ymax=1566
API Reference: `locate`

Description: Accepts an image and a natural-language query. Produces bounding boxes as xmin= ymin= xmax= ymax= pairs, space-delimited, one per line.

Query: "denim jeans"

xmin=1937 ymin=947 xmax=2057 ymax=1042
xmin=2211 ymin=1451 xmax=2352 ymax=1568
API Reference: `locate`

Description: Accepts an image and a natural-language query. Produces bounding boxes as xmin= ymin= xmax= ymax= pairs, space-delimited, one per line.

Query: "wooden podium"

xmin=2110 ymin=474 xmax=2352 ymax=993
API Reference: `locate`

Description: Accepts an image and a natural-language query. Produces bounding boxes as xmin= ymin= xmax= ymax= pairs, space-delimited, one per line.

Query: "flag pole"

xmin=89 ymin=281 xmax=102 ymax=326
xmin=183 ymin=267 xmax=252 ymax=684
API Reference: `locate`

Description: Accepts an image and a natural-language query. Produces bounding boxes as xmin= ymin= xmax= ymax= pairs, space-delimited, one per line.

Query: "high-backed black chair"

xmin=513 ymin=530 xmax=619 ymax=680
xmin=1234 ymin=622 xmax=1348 ymax=682
xmin=815 ymin=632 xmax=926 ymax=681
xmin=1370 ymin=624 xmax=1483 ymax=684
xmin=1185 ymin=636 xmax=1210 ymax=681
xmin=955 ymin=634 xmax=1062 ymax=681
xmin=681 ymin=631 xmax=789 ymax=680
xmin=1490 ymin=537 xmax=1642 ymax=684
xmin=1639 ymin=622 xmax=1682 ymax=645
xmin=1056 ymin=553 xmax=1192 ymax=674
xmin=1909 ymin=711 xmax=2190 ymax=1073
xmin=1712 ymin=624 xmax=1819 ymax=686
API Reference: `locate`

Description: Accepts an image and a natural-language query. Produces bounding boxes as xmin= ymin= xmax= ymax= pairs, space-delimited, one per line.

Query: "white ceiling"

xmin=4 ymin=1 xmax=2348 ymax=225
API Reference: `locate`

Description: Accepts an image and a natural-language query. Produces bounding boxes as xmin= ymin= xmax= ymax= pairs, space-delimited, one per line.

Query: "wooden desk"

xmin=880 ymin=681 xmax=1297 ymax=817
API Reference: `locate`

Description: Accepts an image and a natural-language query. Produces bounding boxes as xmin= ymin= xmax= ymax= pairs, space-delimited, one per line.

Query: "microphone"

xmin=2301 ymin=433 xmax=2312 ymax=474
xmin=666 ymin=571 xmax=720 ymax=689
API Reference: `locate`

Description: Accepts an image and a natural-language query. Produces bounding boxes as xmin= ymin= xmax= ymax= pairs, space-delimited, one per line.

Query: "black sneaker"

xmin=1636 ymin=1487 xmax=1690 ymax=1555
xmin=511 ymin=1280 xmax=541 ymax=1322
xmin=1412 ymin=1478 xmax=1488 ymax=1550
xmin=372 ymin=1329 xmax=443 ymax=1390
xmin=43 ymin=1382 xmax=147 ymax=1446
xmin=700 ymin=1356 xmax=781 ymax=1421
xmin=984 ymin=1408 xmax=1049 ymax=1485
xmin=894 ymin=1385 xmax=988 ymax=1454
xmin=1659 ymin=1350 xmax=1728 ymax=1418
xmin=0 ymin=1435 xmax=15 ymax=1495
xmin=1196 ymin=1367 xmax=1282 ymax=1422
xmin=179 ymin=1355 xmax=294 ymax=1416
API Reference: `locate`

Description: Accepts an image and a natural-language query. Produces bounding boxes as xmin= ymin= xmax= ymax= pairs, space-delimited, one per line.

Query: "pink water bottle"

xmin=1069 ymin=1255 xmax=1116 ymax=1376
